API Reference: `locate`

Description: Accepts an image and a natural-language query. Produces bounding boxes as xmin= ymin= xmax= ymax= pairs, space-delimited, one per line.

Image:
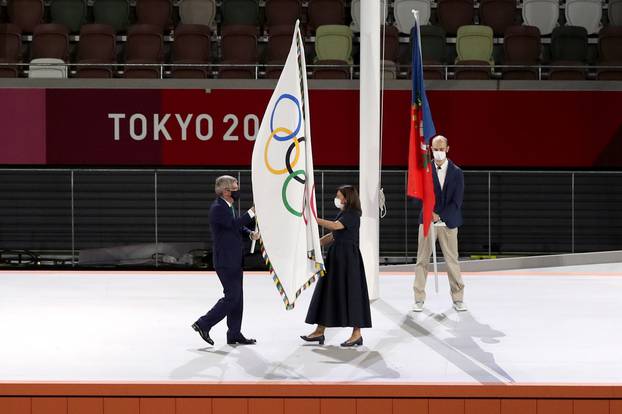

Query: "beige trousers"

xmin=414 ymin=224 xmax=464 ymax=303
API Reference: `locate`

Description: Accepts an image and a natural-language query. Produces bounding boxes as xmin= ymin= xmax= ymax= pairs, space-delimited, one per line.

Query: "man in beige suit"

xmin=413 ymin=135 xmax=466 ymax=312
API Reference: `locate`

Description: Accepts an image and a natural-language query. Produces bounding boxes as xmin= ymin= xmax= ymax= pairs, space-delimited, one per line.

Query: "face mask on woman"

xmin=334 ymin=197 xmax=343 ymax=209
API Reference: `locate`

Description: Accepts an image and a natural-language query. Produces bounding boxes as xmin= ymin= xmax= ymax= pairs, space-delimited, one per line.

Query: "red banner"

xmin=0 ymin=88 xmax=620 ymax=167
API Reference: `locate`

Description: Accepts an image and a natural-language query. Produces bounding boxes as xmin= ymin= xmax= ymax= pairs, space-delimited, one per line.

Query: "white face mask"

xmin=334 ymin=197 xmax=343 ymax=209
xmin=432 ymin=150 xmax=447 ymax=161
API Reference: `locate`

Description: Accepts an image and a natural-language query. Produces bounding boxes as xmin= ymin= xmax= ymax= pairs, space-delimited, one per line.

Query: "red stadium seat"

xmin=76 ymin=23 xmax=117 ymax=78
xmin=136 ymin=0 xmax=173 ymax=32
xmin=437 ymin=0 xmax=474 ymax=36
xmin=597 ymin=26 xmax=622 ymax=80
xmin=480 ymin=0 xmax=517 ymax=36
xmin=124 ymin=24 xmax=164 ymax=78
xmin=502 ymin=25 xmax=541 ymax=80
xmin=307 ymin=0 xmax=345 ymax=34
xmin=265 ymin=0 xmax=302 ymax=33
xmin=171 ymin=24 xmax=212 ymax=78
xmin=31 ymin=23 xmax=69 ymax=62
xmin=219 ymin=24 xmax=257 ymax=78
xmin=0 ymin=23 xmax=22 ymax=77
xmin=264 ymin=24 xmax=294 ymax=79
xmin=8 ymin=0 xmax=44 ymax=33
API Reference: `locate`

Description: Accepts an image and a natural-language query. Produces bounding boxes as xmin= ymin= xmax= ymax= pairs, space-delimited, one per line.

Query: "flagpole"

xmin=359 ymin=0 xmax=381 ymax=300
xmin=430 ymin=221 xmax=439 ymax=293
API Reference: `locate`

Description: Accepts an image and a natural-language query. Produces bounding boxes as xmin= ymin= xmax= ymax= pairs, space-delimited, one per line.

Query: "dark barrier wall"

xmin=1 ymin=169 xmax=621 ymax=263
xmin=1 ymin=86 xmax=621 ymax=167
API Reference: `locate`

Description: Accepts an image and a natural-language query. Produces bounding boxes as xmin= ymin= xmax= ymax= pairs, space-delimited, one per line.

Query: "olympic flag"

xmin=251 ymin=21 xmax=325 ymax=310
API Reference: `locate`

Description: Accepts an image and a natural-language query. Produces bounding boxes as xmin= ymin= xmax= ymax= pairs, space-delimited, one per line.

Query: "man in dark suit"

xmin=192 ymin=175 xmax=260 ymax=345
xmin=413 ymin=135 xmax=466 ymax=313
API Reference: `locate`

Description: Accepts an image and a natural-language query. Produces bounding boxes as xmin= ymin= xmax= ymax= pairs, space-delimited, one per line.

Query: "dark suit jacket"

xmin=418 ymin=159 xmax=464 ymax=229
xmin=209 ymin=197 xmax=253 ymax=269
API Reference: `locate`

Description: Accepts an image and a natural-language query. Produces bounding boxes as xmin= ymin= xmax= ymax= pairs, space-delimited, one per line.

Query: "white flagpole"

xmin=430 ymin=222 xmax=439 ymax=293
xmin=359 ymin=0 xmax=381 ymax=300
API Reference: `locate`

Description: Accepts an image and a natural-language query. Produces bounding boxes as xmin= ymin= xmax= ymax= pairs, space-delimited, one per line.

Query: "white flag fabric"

xmin=251 ymin=21 xmax=324 ymax=310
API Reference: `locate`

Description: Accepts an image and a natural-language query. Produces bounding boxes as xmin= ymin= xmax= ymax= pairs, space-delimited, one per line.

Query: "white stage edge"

xmin=1 ymin=264 xmax=622 ymax=385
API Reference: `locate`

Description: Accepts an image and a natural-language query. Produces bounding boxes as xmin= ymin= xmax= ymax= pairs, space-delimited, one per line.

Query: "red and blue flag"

xmin=407 ymin=19 xmax=437 ymax=237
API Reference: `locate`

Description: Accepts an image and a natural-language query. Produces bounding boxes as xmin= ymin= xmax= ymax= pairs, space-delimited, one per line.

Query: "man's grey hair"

xmin=215 ymin=175 xmax=238 ymax=196
xmin=431 ymin=135 xmax=448 ymax=146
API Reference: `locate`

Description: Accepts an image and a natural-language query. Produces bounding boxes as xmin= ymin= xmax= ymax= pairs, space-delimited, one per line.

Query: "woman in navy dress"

xmin=301 ymin=185 xmax=372 ymax=347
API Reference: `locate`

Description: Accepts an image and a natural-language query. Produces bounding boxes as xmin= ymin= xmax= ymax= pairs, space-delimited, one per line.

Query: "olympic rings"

xmin=270 ymin=94 xmax=301 ymax=141
xmin=263 ymin=93 xmax=310 ymax=218
xmin=264 ymin=127 xmax=301 ymax=175
xmin=282 ymin=170 xmax=306 ymax=217
xmin=302 ymin=183 xmax=318 ymax=225
xmin=286 ymin=137 xmax=306 ymax=184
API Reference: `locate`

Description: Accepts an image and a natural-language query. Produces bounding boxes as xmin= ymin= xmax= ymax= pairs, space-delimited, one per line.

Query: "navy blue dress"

xmin=305 ymin=209 xmax=372 ymax=328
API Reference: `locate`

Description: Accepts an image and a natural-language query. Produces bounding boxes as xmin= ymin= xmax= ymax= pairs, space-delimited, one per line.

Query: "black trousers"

xmin=197 ymin=266 xmax=244 ymax=339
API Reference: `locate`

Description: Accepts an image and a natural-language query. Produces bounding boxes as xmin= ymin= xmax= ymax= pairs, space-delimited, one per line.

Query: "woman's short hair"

xmin=215 ymin=175 xmax=238 ymax=195
xmin=337 ymin=185 xmax=362 ymax=214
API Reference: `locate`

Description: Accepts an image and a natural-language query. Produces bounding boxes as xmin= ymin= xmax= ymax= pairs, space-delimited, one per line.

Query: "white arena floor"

xmin=1 ymin=263 xmax=622 ymax=385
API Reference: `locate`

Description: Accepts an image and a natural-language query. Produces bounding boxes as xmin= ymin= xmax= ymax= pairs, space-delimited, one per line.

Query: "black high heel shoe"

xmin=340 ymin=336 xmax=363 ymax=347
xmin=300 ymin=334 xmax=325 ymax=345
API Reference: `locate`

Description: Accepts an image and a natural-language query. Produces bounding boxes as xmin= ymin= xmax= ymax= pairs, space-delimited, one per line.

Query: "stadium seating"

xmin=219 ymin=24 xmax=257 ymax=78
xmin=596 ymin=26 xmax=622 ymax=80
xmin=479 ymin=0 xmax=517 ymax=36
xmin=0 ymin=0 xmax=614 ymax=80
xmin=221 ymin=0 xmax=260 ymax=27
xmin=609 ymin=0 xmax=622 ymax=26
xmin=171 ymin=24 xmax=212 ymax=78
xmin=76 ymin=23 xmax=116 ymax=78
xmin=382 ymin=25 xmax=399 ymax=79
xmin=264 ymin=0 xmax=302 ymax=32
xmin=93 ymin=0 xmax=130 ymax=33
xmin=394 ymin=0 xmax=431 ymax=34
xmin=264 ymin=24 xmax=294 ymax=79
xmin=549 ymin=25 xmax=588 ymax=80
xmin=307 ymin=0 xmax=345 ymax=34
xmin=0 ymin=24 xmax=22 ymax=77
xmin=136 ymin=0 xmax=173 ymax=32
xmin=454 ymin=24 xmax=494 ymax=79
xmin=313 ymin=24 xmax=352 ymax=78
xmin=8 ymin=0 xmax=44 ymax=33
xmin=565 ymin=0 xmax=602 ymax=35
xmin=28 ymin=58 xmax=67 ymax=77
xmin=437 ymin=0 xmax=475 ymax=35
xmin=123 ymin=24 xmax=164 ymax=78
xmin=50 ymin=0 xmax=87 ymax=33
xmin=31 ymin=23 xmax=69 ymax=61
xmin=502 ymin=25 xmax=541 ymax=80
xmin=522 ymin=0 xmax=559 ymax=36
xmin=178 ymin=0 xmax=216 ymax=28
xmin=419 ymin=24 xmax=447 ymax=79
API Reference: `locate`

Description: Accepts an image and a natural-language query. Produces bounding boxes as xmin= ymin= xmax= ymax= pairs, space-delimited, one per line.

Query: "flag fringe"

xmin=259 ymin=238 xmax=325 ymax=310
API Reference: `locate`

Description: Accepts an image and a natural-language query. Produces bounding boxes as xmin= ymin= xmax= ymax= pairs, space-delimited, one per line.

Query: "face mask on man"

xmin=230 ymin=190 xmax=240 ymax=201
xmin=432 ymin=150 xmax=447 ymax=161
xmin=334 ymin=198 xmax=343 ymax=209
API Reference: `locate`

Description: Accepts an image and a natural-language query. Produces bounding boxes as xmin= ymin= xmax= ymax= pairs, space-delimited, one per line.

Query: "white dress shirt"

xmin=221 ymin=197 xmax=255 ymax=219
xmin=436 ymin=160 xmax=448 ymax=190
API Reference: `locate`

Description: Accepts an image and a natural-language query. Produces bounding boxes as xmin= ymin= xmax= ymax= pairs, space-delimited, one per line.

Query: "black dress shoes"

xmin=227 ymin=335 xmax=257 ymax=345
xmin=300 ymin=334 xmax=325 ymax=345
xmin=192 ymin=323 xmax=214 ymax=345
xmin=340 ymin=337 xmax=363 ymax=347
